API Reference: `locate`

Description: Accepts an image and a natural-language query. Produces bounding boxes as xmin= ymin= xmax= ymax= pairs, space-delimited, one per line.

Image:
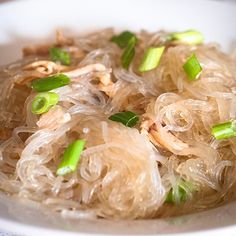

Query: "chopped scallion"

xmin=183 ymin=54 xmax=202 ymax=81
xmin=111 ymin=31 xmax=137 ymax=49
xmin=56 ymin=140 xmax=86 ymax=176
xmin=31 ymin=74 xmax=70 ymax=92
xmin=212 ymin=121 xmax=236 ymax=140
xmin=31 ymin=92 xmax=59 ymax=114
xmin=138 ymin=46 xmax=165 ymax=72
xmin=121 ymin=36 xmax=137 ymax=69
xmin=168 ymin=30 xmax=204 ymax=45
xmin=165 ymin=186 xmax=187 ymax=204
xmin=165 ymin=180 xmax=195 ymax=204
xmin=108 ymin=111 xmax=139 ymax=128
xmin=49 ymin=47 xmax=71 ymax=65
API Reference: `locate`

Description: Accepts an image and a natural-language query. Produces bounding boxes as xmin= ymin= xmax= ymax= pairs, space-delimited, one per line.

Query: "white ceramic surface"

xmin=0 ymin=0 xmax=236 ymax=235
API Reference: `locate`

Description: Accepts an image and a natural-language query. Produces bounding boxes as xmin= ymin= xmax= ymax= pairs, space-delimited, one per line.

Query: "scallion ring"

xmin=56 ymin=140 xmax=86 ymax=176
xmin=139 ymin=46 xmax=165 ymax=72
xmin=121 ymin=36 xmax=137 ymax=69
xmin=183 ymin=54 xmax=202 ymax=81
xmin=111 ymin=31 xmax=137 ymax=49
xmin=31 ymin=92 xmax=59 ymax=115
xmin=108 ymin=111 xmax=139 ymax=128
xmin=212 ymin=121 xmax=236 ymax=140
xmin=31 ymin=73 xmax=70 ymax=92
xmin=49 ymin=47 xmax=71 ymax=65
xmin=168 ymin=30 xmax=204 ymax=45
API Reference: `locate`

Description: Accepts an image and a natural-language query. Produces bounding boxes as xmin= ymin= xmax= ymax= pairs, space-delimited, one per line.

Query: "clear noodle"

xmin=0 ymin=29 xmax=236 ymax=219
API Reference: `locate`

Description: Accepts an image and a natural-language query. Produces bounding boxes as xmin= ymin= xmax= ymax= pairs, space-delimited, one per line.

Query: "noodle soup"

xmin=0 ymin=29 xmax=236 ymax=220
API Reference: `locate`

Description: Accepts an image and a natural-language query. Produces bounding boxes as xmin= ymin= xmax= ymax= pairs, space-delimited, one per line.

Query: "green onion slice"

xmin=108 ymin=111 xmax=139 ymax=128
xmin=31 ymin=92 xmax=59 ymax=114
xmin=183 ymin=54 xmax=202 ymax=81
xmin=121 ymin=36 xmax=137 ymax=69
xmin=31 ymin=74 xmax=70 ymax=92
xmin=56 ymin=140 xmax=86 ymax=176
xmin=111 ymin=31 xmax=137 ymax=49
xmin=165 ymin=186 xmax=187 ymax=204
xmin=165 ymin=180 xmax=195 ymax=204
xmin=139 ymin=46 xmax=165 ymax=72
xmin=212 ymin=121 xmax=236 ymax=140
xmin=49 ymin=47 xmax=71 ymax=65
xmin=168 ymin=30 xmax=204 ymax=45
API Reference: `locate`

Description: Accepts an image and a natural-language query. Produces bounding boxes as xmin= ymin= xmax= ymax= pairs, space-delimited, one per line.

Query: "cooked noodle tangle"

xmin=0 ymin=29 xmax=236 ymax=219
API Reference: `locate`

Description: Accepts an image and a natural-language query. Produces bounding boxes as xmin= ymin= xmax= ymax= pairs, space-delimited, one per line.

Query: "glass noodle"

xmin=0 ymin=28 xmax=236 ymax=219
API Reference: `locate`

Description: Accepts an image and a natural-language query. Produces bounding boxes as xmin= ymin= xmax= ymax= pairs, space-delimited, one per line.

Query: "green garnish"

xmin=111 ymin=31 xmax=137 ymax=49
xmin=212 ymin=121 xmax=236 ymax=140
xmin=56 ymin=140 xmax=86 ymax=176
xmin=121 ymin=37 xmax=137 ymax=69
xmin=183 ymin=54 xmax=202 ymax=81
xmin=165 ymin=186 xmax=187 ymax=204
xmin=31 ymin=92 xmax=59 ymax=115
xmin=168 ymin=30 xmax=204 ymax=45
xmin=111 ymin=31 xmax=138 ymax=69
xmin=139 ymin=46 xmax=165 ymax=72
xmin=165 ymin=180 xmax=195 ymax=204
xmin=49 ymin=47 xmax=71 ymax=65
xmin=108 ymin=111 xmax=139 ymax=128
xmin=31 ymin=74 xmax=70 ymax=92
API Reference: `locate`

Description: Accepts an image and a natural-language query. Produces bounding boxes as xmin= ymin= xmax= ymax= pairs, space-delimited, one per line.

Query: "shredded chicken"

xmin=23 ymin=60 xmax=67 ymax=75
xmin=98 ymin=82 xmax=115 ymax=97
xmin=37 ymin=106 xmax=71 ymax=130
xmin=16 ymin=60 xmax=69 ymax=85
xmin=64 ymin=63 xmax=109 ymax=78
xmin=141 ymin=117 xmax=189 ymax=152
xmin=66 ymin=46 xmax=85 ymax=59
xmin=23 ymin=44 xmax=52 ymax=57
xmin=56 ymin=30 xmax=74 ymax=46
xmin=23 ymin=31 xmax=73 ymax=57
xmin=64 ymin=63 xmax=114 ymax=97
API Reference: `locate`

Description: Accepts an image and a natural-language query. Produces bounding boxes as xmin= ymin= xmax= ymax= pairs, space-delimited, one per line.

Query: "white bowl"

xmin=0 ymin=0 xmax=236 ymax=235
